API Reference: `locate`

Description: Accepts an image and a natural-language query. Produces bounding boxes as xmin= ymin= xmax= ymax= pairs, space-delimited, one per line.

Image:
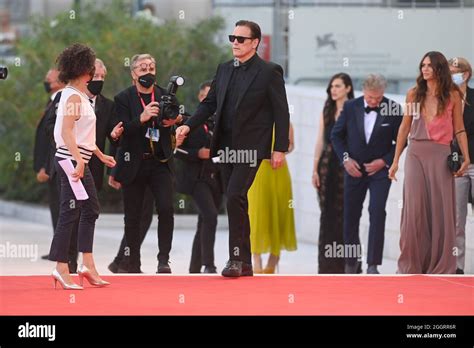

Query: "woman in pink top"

xmin=389 ymin=51 xmax=469 ymax=274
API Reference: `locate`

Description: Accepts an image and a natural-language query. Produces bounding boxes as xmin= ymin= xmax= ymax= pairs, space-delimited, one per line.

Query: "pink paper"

xmin=58 ymin=159 xmax=89 ymax=200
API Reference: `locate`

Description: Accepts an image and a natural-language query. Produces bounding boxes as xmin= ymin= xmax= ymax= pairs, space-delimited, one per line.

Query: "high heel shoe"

xmin=263 ymin=266 xmax=276 ymax=274
xmin=78 ymin=265 xmax=110 ymax=287
xmin=52 ymin=269 xmax=83 ymax=290
xmin=263 ymin=255 xmax=279 ymax=274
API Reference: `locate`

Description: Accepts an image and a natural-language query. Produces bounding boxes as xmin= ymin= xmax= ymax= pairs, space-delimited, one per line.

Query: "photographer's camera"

xmin=0 ymin=66 xmax=8 ymax=80
xmin=157 ymin=75 xmax=185 ymax=124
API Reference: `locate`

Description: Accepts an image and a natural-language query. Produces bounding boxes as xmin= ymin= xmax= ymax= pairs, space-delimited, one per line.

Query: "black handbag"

xmin=447 ymin=139 xmax=464 ymax=173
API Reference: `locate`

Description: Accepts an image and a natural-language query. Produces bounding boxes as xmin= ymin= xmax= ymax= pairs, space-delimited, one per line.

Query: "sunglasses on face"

xmin=133 ymin=62 xmax=156 ymax=73
xmin=228 ymin=35 xmax=253 ymax=44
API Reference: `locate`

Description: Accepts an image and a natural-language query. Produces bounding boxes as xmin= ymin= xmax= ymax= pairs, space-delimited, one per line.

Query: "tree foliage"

xmin=0 ymin=0 xmax=230 ymax=204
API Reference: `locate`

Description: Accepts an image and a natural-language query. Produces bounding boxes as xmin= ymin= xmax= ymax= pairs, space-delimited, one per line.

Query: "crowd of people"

xmin=32 ymin=19 xmax=472 ymax=290
xmin=314 ymin=54 xmax=472 ymax=275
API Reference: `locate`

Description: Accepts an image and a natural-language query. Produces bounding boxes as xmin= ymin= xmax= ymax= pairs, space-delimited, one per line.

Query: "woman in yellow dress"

xmin=248 ymin=124 xmax=297 ymax=273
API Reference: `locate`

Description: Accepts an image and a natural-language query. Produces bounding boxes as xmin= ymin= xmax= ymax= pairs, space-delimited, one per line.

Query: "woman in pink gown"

xmin=389 ymin=51 xmax=470 ymax=274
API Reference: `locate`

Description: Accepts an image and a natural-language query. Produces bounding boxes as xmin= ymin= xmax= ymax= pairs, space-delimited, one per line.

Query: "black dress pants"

xmin=219 ymin=161 xmax=261 ymax=265
xmin=122 ymin=158 xmax=174 ymax=271
xmin=189 ymin=180 xmax=223 ymax=272
xmin=49 ymin=157 xmax=100 ymax=263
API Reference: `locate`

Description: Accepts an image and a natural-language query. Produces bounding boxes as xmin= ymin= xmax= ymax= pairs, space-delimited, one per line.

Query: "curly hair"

xmin=414 ymin=51 xmax=462 ymax=116
xmin=56 ymin=43 xmax=96 ymax=84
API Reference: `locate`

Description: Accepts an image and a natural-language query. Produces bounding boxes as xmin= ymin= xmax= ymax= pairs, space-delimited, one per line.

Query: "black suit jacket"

xmin=174 ymin=119 xmax=221 ymax=195
xmin=88 ymin=94 xmax=118 ymax=191
xmin=44 ymin=91 xmax=118 ymax=190
xmin=185 ymin=54 xmax=290 ymax=159
xmin=33 ymin=99 xmax=54 ymax=173
xmin=44 ymin=92 xmax=62 ymax=178
xmin=331 ymin=96 xmax=403 ymax=172
xmin=113 ymin=85 xmax=175 ymax=185
xmin=463 ymin=86 xmax=474 ymax=160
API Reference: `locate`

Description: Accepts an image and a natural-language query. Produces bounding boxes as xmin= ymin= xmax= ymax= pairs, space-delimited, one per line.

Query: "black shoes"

xmin=345 ymin=261 xmax=362 ymax=274
xmin=222 ymin=260 xmax=242 ymax=277
xmin=109 ymin=260 xmax=138 ymax=273
xmin=157 ymin=262 xmax=172 ymax=274
xmin=241 ymin=262 xmax=253 ymax=276
xmin=108 ymin=261 xmax=119 ymax=273
xmin=456 ymin=268 xmax=464 ymax=274
xmin=221 ymin=260 xmax=253 ymax=277
xmin=367 ymin=265 xmax=380 ymax=274
xmin=203 ymin=266 xmax=217 ymax=274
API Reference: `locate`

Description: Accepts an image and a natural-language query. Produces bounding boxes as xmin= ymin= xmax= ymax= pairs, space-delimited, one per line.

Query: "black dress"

xmin=317 ymin=119 xmax=345 ymax=273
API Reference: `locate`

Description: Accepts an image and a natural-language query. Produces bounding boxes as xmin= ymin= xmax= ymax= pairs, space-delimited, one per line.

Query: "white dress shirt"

xmin=50 ymin=89 xmax=62 ymax=102
xmin=364 ymin=100 xmax=377 ymax=144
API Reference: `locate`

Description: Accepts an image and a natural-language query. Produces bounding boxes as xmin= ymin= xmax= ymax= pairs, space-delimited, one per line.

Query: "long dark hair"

xmin=414 ymin=51 xmax=462 ymax=116
xmin=323 ymin=73 xmax=354 ymax=127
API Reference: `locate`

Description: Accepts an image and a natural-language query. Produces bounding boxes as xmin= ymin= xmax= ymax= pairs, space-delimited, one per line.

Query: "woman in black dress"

xmin=312 ymin=73 xmax=354 ymax=273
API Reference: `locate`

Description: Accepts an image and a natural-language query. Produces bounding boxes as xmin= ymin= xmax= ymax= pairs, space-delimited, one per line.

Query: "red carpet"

xmin=0 ymin=275 xmax=472 ymax=315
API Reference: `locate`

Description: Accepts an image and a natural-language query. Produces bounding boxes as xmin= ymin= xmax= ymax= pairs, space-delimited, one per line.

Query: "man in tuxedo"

xmin=175 ymin=20 xmax=290 ymax=277
xmin=331 ymin=74 xmax=403 ymax=274
xmin=34 ymin=68 xmax=65 ymax=260
xmin=44 ymin=59 xmax=123 ymax=272
xmin=114 ymin=54 xmax=183 ymax=273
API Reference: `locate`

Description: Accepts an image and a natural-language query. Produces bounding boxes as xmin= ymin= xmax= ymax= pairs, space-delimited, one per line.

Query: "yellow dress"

xmin=248 ymin=158 xmax=297 ymax=256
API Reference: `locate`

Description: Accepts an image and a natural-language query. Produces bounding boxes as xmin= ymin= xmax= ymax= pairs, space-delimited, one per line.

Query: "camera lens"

xmin=175 ymin=76 xmax=184 ymax=86
xmin=0 ymin=66 xmax=8 ymax=80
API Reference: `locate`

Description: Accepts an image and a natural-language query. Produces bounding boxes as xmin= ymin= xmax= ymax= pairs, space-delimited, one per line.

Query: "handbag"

xmin=447 ymin=138 xmax=464 ymax=173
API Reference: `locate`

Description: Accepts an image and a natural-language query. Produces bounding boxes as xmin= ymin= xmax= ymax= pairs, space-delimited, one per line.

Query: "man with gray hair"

xmin=114 ymin=53 xmax=184 ymax=273
xmin=331 ymin=74 xmax=403 ymax=274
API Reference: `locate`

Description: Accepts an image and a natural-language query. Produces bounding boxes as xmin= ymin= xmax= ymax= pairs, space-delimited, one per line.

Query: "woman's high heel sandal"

xmin=263 ymin=266 xmax=276 ymax=274
xmin=77 ymin=265 xmax=110 ymax=287
xmin=263 ymin=255 xmax=280 ymax=274
xmin=52 ymin=269 xmax=83 ymax=290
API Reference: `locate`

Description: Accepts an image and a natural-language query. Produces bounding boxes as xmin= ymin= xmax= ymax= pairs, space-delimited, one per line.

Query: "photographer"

xmin=114 ymin=53 xmax=183 ymax=273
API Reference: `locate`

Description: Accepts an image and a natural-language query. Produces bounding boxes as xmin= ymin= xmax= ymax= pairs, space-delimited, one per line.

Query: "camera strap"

xmin=137 ymin=88 xmax=156 ymax=155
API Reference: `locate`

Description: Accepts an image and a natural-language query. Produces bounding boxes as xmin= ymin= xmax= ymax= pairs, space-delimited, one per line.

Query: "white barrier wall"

xmin=285 ymin=84 xmax=474 ymax=273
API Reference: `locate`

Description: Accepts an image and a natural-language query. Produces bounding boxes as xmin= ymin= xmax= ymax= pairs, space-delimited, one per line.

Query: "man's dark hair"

xmin=235 ymin=20 xmax=261 ymax=49
xmin=56 ymin=43 xmax=96 ymax=84
xmin=199 ymin=80 xmax=212 ymax=91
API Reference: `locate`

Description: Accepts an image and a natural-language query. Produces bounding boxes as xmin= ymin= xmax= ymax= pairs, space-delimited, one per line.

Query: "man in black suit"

xmin=44 ymin=59 xmax=123 ymax=272
xmin=107 ymin=108 xmax=155 ymax=274
xmin=34 ymin=68 xmax=65 ymax=260
xmin=176 ymin=20 xmax=290 ymax=277
xmin=114 ymin=54 xmax=183 ymax=273
xmin=84 ymin=58 xmax=123 ymax=190
xmin=331 ymin=74 xmax=403 ymax=274
xmin=175 ymin=81 xmax=223 ymax=274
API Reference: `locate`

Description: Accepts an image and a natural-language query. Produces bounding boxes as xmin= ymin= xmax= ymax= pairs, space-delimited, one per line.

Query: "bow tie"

xmin=364 ymin=106 xmax=379 ymax=114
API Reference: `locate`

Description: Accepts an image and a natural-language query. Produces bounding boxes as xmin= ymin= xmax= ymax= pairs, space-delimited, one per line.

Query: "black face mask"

xmin=87 ymin=80 xmax=104 ymax=96
xmin=43 ymin=81 xmax=52 ymax=94
xmin=137 ymin=73 xmax=155 ymax=88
